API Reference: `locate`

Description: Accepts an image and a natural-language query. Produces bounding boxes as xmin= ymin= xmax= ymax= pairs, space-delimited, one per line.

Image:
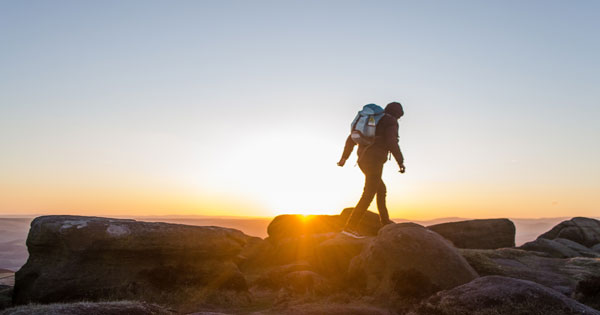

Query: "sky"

xmin=1 ymin=1 xmax=599 ymax=220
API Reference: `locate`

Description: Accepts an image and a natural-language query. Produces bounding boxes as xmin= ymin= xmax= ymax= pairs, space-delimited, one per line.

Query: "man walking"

xmin=337 ymin=102 xmax=405 ymax=238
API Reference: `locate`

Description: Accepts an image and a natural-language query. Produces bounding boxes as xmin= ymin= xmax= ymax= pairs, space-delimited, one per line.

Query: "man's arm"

xmin=338 ymin=135 xmax=356 ymax=166
xmin=384 ymin=120 xmax=405 ymax=171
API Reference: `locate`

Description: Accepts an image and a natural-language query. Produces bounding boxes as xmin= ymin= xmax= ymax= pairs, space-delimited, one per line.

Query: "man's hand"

xmin=337 ymin=158 xmax=347 ymax=167
xmin=399 ymin=163 xmax=406 ymax=173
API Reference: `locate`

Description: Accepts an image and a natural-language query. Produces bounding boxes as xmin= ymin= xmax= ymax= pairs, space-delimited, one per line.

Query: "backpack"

xmin=350 ymin=104 xmax=385 ymax=146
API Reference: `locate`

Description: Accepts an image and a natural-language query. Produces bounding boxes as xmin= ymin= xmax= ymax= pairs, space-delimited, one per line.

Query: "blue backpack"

xmin=350 ymin=104 xmax=385 ymax=146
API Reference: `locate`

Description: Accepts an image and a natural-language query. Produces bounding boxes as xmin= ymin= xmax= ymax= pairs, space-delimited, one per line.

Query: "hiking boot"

xmin=341 ymin=229 xmax=365 ymax=239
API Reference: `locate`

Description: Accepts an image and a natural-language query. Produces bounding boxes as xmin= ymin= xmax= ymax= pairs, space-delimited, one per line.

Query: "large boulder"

xmin=13 ymin=216 xmax=258 ymax=305
xmin=539 ymin=217 xmax=600 ymax=247
xmin=428 ymin=219 xmax=515 ymax=249
xmin=349 ymin=223 xmax=478 ymax=299
xmin=410 ymin=276 xmax=600 ymax=315
xmin=460 ymin=247 xmax=600 ymax=296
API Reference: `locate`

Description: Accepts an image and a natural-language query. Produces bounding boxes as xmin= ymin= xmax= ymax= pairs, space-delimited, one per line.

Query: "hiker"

xmin=337 ymin=102 xmax=405 ymax=238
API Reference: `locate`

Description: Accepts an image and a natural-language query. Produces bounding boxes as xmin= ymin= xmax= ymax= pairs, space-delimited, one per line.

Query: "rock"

xmin=251 ymin=262 xmax=313 ymax=289
xmin=0 ymin=300 xmax=173 ymax=315
xmin=593 ymin=243 xmax=600 ymax=254
xmin=460 ymin=248 xmax=600 ymax=296
xmin=267 ymin=209 xmax=382 ymax=241
xmin=410 ymin=276 xmax=600 ymax=315
xmin=554 ymin=238 xmax=600 ymax=257
xmin=520 ymin=237 xmax=599 ymax=258
xmin=573 ymin=275 xmax=600 ymax=311
xmin=349 ymin=223 xmax=478 ymax=299
xmin=13 ymin=215 xmax=258 ymax=305
xmin=0 ymin=285 xmax=11 ymax=311
xmin=521 ymin=238 xmax=584 ymax=258
xmin=270 ymin=233 xmax=337 ymax=266
xmin=539 ymin=217 xmax=600 ymax=247
xmin=313 ymin=233 xmax=372 ymax=282
xmin=267 ymin=215 xmax=342 ymax=240
xmin=427 ymin=218 xmax=515 ymax=249
xmin=255 ymin=302 xmax=393 ymax=315
xmin=282 ymin=271 xmax=330 ymax=295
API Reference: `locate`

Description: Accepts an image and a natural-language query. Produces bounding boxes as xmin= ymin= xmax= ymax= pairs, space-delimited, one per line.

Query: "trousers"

xmin=345 ymin=160 xmax=390 ymax=229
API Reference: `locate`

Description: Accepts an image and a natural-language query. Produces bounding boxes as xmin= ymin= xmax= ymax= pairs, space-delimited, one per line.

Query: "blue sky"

xmin=1 ymin=1 xmax=599 ymax=218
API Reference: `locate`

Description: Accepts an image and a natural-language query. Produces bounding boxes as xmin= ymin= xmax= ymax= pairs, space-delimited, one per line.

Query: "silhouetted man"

xmin=338 ymin=102 xmax=405 ymax=238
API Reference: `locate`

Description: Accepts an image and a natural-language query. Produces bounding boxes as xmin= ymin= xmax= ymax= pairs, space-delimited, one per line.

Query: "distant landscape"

xmin=0 ymin=214 xmax=584 ymax=272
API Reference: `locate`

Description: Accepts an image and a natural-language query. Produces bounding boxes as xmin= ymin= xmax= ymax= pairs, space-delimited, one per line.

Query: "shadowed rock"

xmin=0 ymin=285 xmax=11 ymax=311
xmin=428 ymin=218 xmax=515 ymax=249
xmin=539 ymin=217 xmax=600 ymax=247
xmin=349 ymin=223 xmax=478 ymax=299
xmin=313 ymin=233 xmax=372 ymax=283
xmin=13 ymin=215 xmax=258 ymax=305
xmin=410 ymin=276 xmax=600 ymax=315
xmin=573 ymin=275 xmax=600 ymax=311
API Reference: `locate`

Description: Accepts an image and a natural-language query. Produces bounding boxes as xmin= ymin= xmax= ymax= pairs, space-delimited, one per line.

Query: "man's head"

xmin=385 ymin=102 xmax=404 ymax=119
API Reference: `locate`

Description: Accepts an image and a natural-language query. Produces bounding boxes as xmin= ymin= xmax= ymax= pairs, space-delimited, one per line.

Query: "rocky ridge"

xmin=2 ymin=213 xmax=599 ymax=314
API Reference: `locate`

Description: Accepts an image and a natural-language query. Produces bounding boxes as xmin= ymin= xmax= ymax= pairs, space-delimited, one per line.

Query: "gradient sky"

xmin=1 ymin=1 xmax=599 ymax=219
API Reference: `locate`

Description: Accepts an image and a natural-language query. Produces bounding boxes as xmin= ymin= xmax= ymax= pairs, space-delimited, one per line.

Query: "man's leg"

xmin=376 ymin=179 xmax=392 ymax=225
xmin=345 ymin=162 xmax=384 ymax=231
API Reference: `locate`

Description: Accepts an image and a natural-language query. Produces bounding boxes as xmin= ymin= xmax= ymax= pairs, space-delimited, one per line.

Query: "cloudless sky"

xmin=1 ymin=1 xmax=599 ymax=219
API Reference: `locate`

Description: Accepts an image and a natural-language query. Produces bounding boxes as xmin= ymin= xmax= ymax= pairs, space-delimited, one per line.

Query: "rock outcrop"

xmin=428 ymin=218 xmax=515 ymax=249
xmin=349 ymin=223 xmax=478 ymax=299
xmin=245 ymin=210 xmax=381 ymax=271
xmin=460 ymin=247 xmax=600 ymax=296
xmin=1 ymin=301 xmax=172 ymax=315
xmin=410 ymin=276 xmax=600 ymax=315
xmin=520 ymin=237 xmax=599 ymax=258
xmin=13 ymin=214 xmax=600 ymax=314
xmin=538 ymin=217 xmax=600 ymax=247
xmin=13 ymin=216 xmax=258 ymax=305
xmin=266 ymin=208 xmax=382 ymax=241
